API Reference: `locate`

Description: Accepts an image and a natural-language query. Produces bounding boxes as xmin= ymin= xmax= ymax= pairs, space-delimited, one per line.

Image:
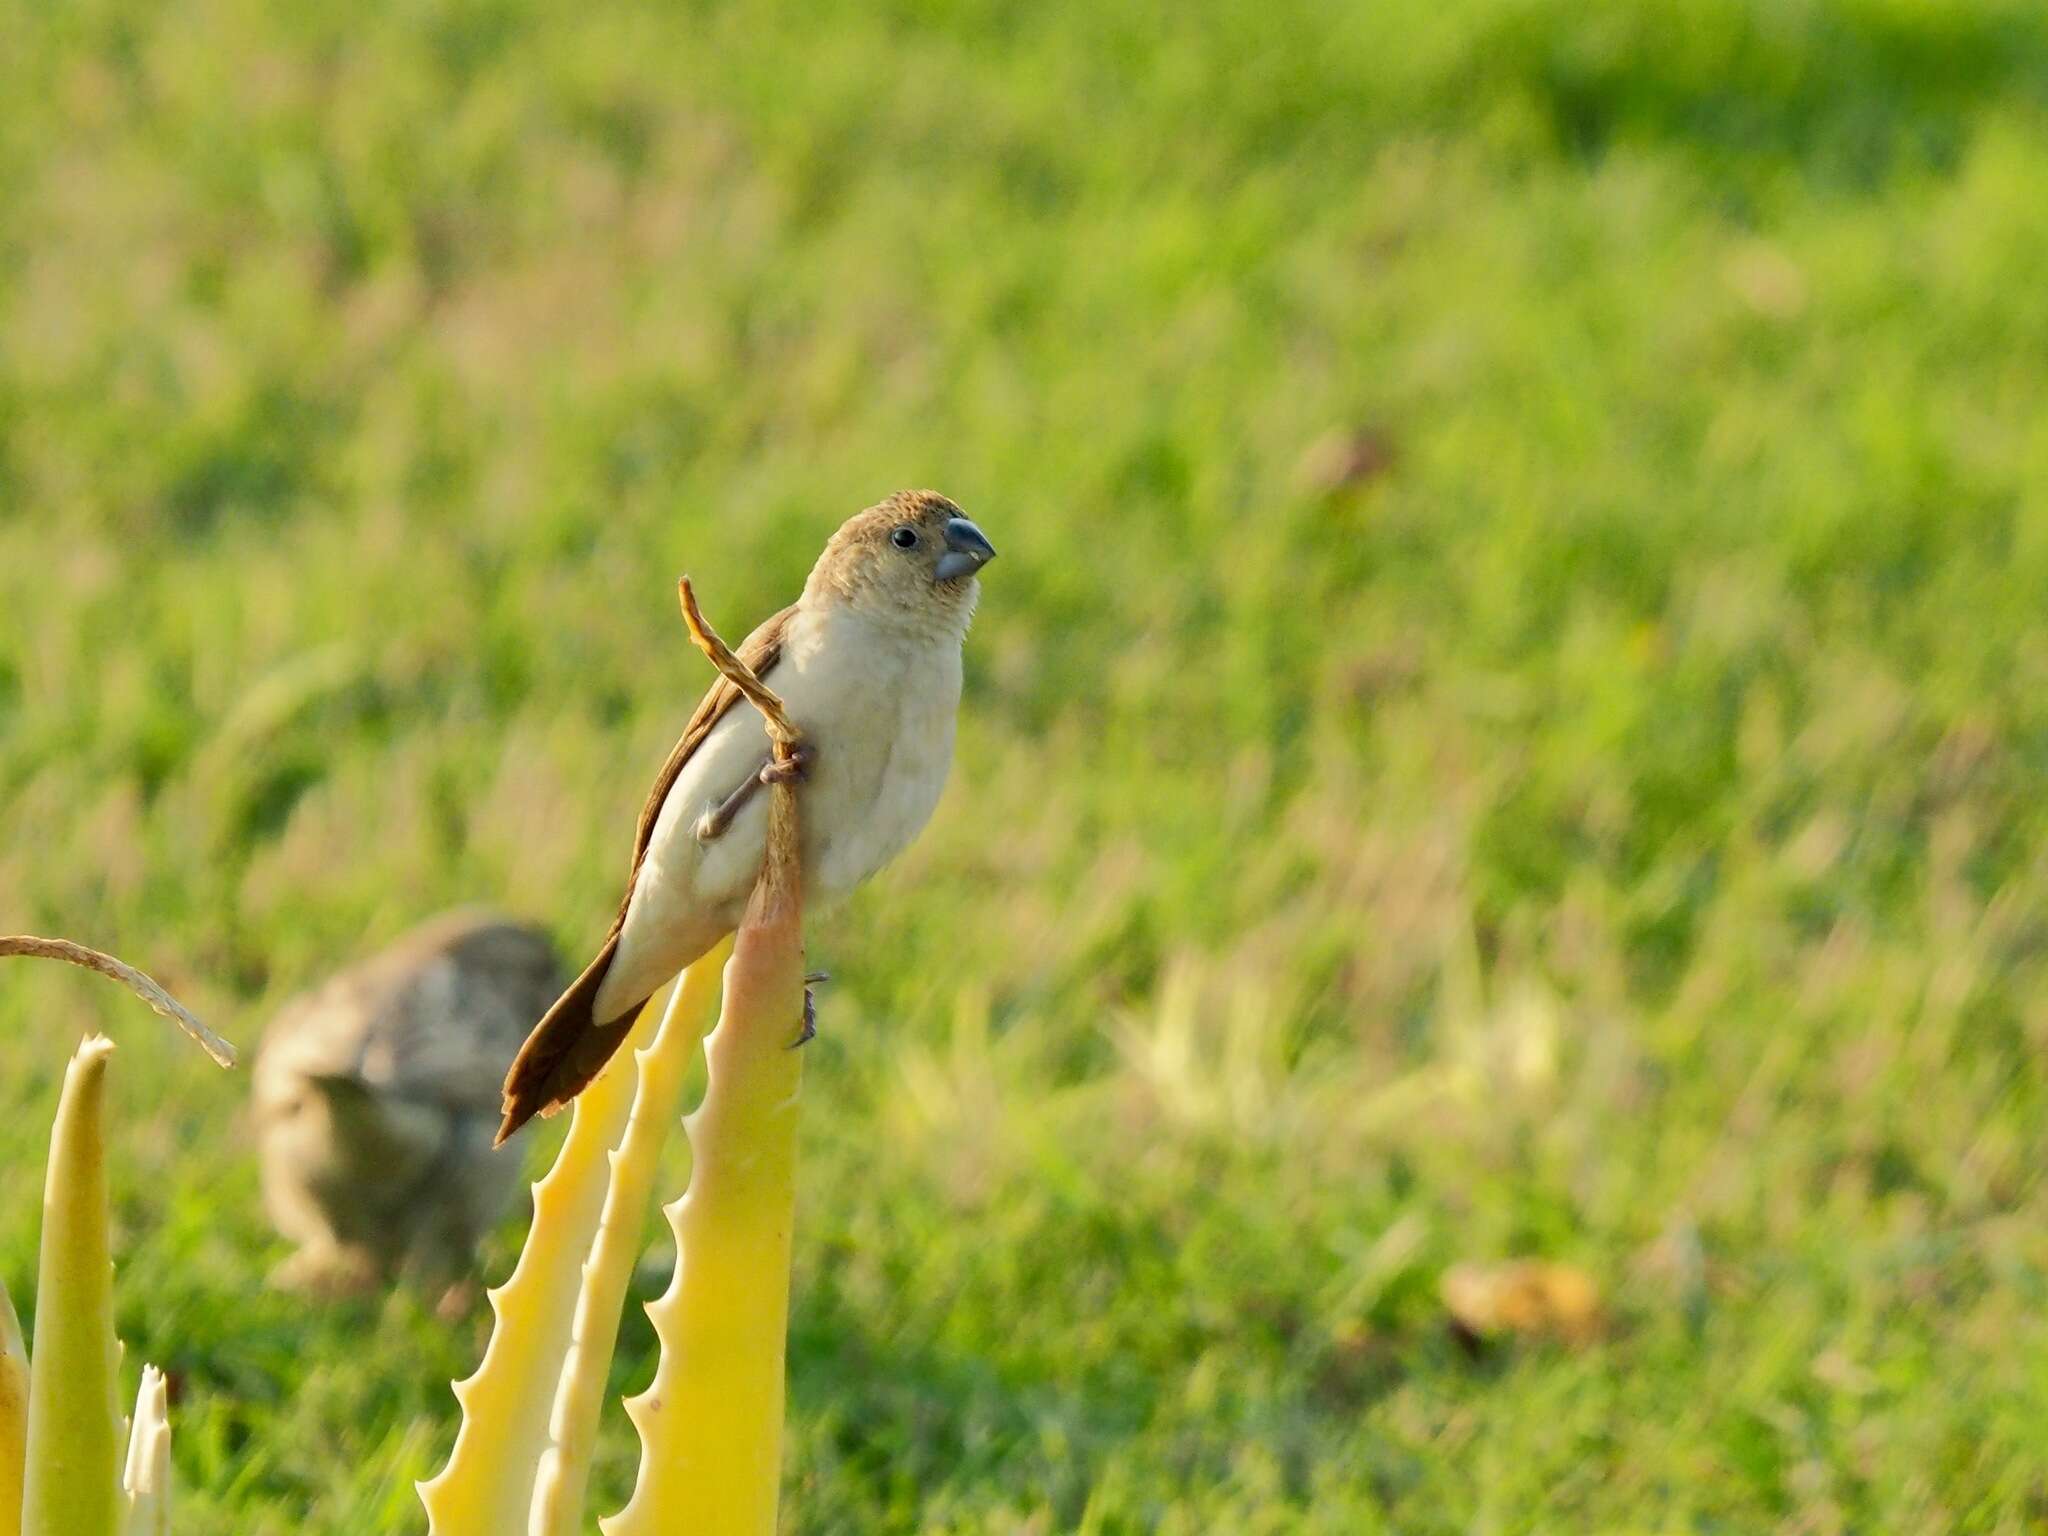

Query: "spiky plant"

xmin=422 ymin=577 xmax=812 ymax=1535
xmin=0 ymin=938 xmax=235 ymax=1536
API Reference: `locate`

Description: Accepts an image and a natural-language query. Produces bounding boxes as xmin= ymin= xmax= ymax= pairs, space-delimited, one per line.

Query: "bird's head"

xmin=804 ymin=489 xmax=997 ymax=635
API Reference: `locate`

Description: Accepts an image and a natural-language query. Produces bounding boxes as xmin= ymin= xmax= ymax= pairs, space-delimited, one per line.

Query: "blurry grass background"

xmin=6 ymin=0 xmax=2048 ymax=1529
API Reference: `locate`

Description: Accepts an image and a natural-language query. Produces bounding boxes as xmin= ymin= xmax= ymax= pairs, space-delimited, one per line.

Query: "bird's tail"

xmin=495 ymin=935 xmax=642 ymax=1146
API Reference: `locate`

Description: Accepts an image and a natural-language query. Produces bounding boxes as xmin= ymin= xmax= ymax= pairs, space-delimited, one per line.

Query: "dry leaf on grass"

xmin=1440 ymin=1259 xmax=1603 ymax=1349
xmin=1294 ymin=425 xmax=1395 ymax=496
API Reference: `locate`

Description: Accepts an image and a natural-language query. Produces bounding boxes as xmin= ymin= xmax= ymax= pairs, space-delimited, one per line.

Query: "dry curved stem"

xmin=677 ymin=577 xmax=804 ymax=763
xmin=0 ymin=937 xmax=236 ymax=1069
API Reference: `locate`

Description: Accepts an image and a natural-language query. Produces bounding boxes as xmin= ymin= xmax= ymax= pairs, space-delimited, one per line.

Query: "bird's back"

xmin=257 ymin=909 xmax=564 ymax=1115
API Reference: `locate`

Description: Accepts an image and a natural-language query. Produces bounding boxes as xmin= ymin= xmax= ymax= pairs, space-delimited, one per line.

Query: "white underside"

xmin=594 ymin=601 xmax=962 ymax=1018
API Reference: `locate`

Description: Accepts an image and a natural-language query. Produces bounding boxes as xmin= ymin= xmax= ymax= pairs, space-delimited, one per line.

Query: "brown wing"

xmin=496 ymin=602 xmax=796 ymax=1143
xmin=623 ymin=602 xmax=798 ymax=887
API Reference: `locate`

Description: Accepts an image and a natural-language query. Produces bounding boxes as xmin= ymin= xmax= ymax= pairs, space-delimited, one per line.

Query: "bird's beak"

xmin=934 ymin=518 xmax=997 ymax=582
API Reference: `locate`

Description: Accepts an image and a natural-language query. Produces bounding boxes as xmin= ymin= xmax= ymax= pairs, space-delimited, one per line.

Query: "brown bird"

xmin=254 ymin=909 xmax=565 ymax=1308
xmin=497 ymin=489 xmax=996 ymax=1143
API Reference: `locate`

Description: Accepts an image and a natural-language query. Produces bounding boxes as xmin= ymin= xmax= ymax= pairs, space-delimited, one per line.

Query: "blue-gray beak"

xmin=934 ymin=517 xmax=997 ymax=582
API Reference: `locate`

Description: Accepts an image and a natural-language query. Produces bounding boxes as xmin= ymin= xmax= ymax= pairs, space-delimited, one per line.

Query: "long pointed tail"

xmin=496 ymin=935 xmax=643 ymax=1146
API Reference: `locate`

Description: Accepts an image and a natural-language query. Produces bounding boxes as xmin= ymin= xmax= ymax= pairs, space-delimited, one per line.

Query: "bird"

xmin=253 ymin=909 xmax=565 ymax=1311
xmin=496 ymin=488 xmax=996 ymax=1144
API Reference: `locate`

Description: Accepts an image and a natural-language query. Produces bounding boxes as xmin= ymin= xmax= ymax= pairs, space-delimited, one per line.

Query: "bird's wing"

xmin=623 ymin=601 xmax=798 ymax=890
xmin=497 ymin=601 xmax=795 ymax=1142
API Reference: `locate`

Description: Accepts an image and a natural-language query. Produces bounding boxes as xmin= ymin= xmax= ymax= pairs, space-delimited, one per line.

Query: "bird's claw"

xmin=759 ymin=742 xmax=815 ymax=788
xmin=789 ymin=984 xmax=818 ymax=1049
xmin=696 ymin=745 xmax=815 ymax=845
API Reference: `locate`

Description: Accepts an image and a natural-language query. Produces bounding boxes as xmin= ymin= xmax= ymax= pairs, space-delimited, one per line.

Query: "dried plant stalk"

xmin=0 ymin=937 xmax=235 ymax=1068
xmin=677 ymin=577 xmax=804 ymax=760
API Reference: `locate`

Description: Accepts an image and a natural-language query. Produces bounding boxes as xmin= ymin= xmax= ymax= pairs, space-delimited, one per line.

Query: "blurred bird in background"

xmin=497 ymin=489 xmax=996 ymax=1142
xmin=254 ymin=909 xmax=564 ymax=1314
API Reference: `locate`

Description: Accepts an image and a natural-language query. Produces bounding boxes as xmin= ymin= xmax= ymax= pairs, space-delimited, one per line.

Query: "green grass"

xmin=6 ymin=0 xmax=2048 ymax=1528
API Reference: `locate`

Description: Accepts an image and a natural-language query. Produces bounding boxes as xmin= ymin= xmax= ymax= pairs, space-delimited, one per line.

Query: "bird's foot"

xmin=759 ymin=742 xmax=816 ymax=788
xmin=695 ymin=745 xmax=815 ymax=844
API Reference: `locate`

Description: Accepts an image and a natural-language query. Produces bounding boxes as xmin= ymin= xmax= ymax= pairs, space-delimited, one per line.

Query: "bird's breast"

xmin=781 ymin=615 xmax=961 ymax=902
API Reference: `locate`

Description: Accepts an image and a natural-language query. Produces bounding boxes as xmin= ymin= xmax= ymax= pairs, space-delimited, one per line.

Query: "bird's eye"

xmin=890 ymin=526 xmax=919 ymax=549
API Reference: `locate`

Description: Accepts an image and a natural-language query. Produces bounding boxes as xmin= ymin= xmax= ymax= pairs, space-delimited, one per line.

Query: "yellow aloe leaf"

xmin=0 ymin=1275 xmax=28 ymax=1533
xmin=118 ymin=1365 xmax=170 ymax=1536
xmin=530 ymin=936 xmax=732 ymax=1536
xmin=22 ymin=1033 xmax=124 ymax=1536
xmin=606 ymin=777 xmax=807 ymax=1536
xmin=417 ymin=994 xmax=662 ymax=1536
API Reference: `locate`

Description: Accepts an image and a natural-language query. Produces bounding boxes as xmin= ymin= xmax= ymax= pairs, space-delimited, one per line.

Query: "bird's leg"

xmin=270 ymin=1240 xmax=381 ymax=1298
xmin=791 ymin=970 xmax=829 ymax=1049
xmin=694 ymin=744 xmax=816 ymax=844
xmin=694 ymin=758 xmax=770 ymax=844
